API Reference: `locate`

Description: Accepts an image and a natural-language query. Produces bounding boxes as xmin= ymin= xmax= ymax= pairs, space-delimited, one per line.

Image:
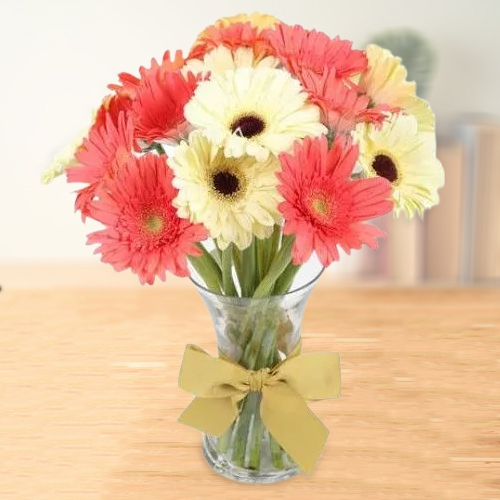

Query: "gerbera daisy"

xmin=41 ymin=121 xmax=91 ymax=184
xmin=299 ymin=68 xmax=388 ymax=133
xmin=168 ymin=131 xmax=282 ymax=250
xmin=358 ymin=44 xmax=435 ymax=132
xmin=87 ymin=154 xmax=208 ymax=285
xmin=184 ymin=67 xmax=326 ymax=162
xmin=183 ymin=45 xmax=278 ymax=77
xmin=355 ymin=113 xmax=445 ymax=218
xmin=94 ymin=92 xmax=133 ymax=130
xmin=214 ymin=12 xmax=279 ymax=30
xmin=108 ymin=50 xmax=186 ymax=101
xmin=189 ymin=13 xmax=279 ymax=61
xmin=66 ymin=112 xmax=136 ymax=219
xmin=131 ymin=69 xmax=198 ymax=143
xmin=277 ymin=135 xmax=393 ymax=267
xmin=263 ymin=24 xmax=367 ymax=81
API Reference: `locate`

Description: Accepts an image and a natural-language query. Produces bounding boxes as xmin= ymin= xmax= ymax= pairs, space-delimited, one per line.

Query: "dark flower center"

xmin=213 ymin=171 xmax=240 ymax=197
xmin=230 ymin=114 xmax=265 ymax=138
xmin=372 ymin=154 xmax=399 ymax=183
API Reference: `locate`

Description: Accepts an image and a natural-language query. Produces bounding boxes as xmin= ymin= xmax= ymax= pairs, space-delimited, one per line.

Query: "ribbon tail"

xmin=261 ymin=383 xmax=329 ymax=475
xmin=178 ymin=396 xmax=238 ymax=437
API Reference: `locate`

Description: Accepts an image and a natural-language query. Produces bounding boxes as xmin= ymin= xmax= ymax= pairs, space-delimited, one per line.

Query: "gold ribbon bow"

xmin=178 ymin=344 xmax=341 ymax=474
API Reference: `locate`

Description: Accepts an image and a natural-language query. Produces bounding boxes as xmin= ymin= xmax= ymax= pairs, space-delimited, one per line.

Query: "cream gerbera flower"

xmin=355 ymin=113 xmax=444 ymax=219
xmin=358 ymin=44 xmax=435 ymax=132
xmin=183 ymin=45 xmax=279 ymax=77
xmin=214 ymin=12 xmax=279 ymax=30
xmin=168 ymin=131 xmax=282 ymax=250
xmin=184 ymin=67 xmax=327 ymax=162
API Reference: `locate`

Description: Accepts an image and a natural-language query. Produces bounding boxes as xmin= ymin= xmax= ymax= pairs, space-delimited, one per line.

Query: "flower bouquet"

xmin=43 ymin=12 xmax=444 ymax=484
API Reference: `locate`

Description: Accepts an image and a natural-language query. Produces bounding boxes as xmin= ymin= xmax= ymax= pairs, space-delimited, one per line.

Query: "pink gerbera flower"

xmin=299 ymin=68 xmax=389 ymax=132
xmin=277 ymin=135 xmax=393 ymax=267
xmin=131 ymin=69 xmax=198 ymax=143
xmin=87 ymin=154 xmax=208 ymax=285
xmin=263 ymin=24 xmax=367 ymax=80
xmin=66 ymin=112 xmax=136 ymax=220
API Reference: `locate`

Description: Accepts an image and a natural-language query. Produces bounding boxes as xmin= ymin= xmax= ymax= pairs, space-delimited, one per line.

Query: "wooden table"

xmin=1 ymin=286 xmax=499 ymax=500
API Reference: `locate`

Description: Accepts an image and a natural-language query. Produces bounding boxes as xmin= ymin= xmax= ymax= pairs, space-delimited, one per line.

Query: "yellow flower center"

xmin=144 ymin=215 xmax=165 ymax=234
xmin=309 ymin=192 xmax=334 ymax=223
xmin=312 ymin=198 xmax=329 ymax=216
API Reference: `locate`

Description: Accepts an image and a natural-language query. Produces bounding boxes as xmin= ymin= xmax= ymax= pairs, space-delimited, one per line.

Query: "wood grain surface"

xmin=1 ymin=286 xmax=500 ymax=500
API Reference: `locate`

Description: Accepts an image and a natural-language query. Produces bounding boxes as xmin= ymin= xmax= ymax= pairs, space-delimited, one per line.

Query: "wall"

xmin=0 ymin=0 xmax=498 ymax=280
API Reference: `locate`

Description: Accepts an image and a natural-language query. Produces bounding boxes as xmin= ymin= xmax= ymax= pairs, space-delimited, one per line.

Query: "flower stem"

xmin=221 ymin=244 xmax=237 ymax=296
xmin=188 ymin=244 xmax=222 ymax=293
xmin=273 ymin=261 xmax=301 ymax=295
xmin=252 ymin=235 xmax=295 ymax=299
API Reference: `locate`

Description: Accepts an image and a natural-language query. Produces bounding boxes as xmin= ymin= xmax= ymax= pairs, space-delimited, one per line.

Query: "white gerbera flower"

xmin=184 ymin=67 xmax=327 ymax=162
xmin=355 ymin=113 xmax=444 ymax=219
xmin=41 ymin=124 xmax=90 ymax=184
xmin=168 ymin=131 xmax=282 ymax=250
xmin=183 ymin=45 xmax=279 ymax=77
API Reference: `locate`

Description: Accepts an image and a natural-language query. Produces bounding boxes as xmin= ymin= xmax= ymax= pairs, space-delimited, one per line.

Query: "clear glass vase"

xmin=191 ymin=257 xmax=323 ymax=484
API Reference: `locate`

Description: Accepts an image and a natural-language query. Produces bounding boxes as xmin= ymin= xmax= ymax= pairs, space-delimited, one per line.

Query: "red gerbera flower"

xmin=277 ymin=135 xmax=393 ymax=267
xmin=264 ymin=24 xmax=367 ymax=80
xmin=131 ymin=69 xmax=198 ymax=143
xmin=87 ymin=154 xmax=208 ymax=285
xmin=188 ymin=22 xmax=276 ymax=62
xmin=66 ymin=112 xmax=135 ymax=219
xmin=299 ymin=68 xmax=389 ymax=132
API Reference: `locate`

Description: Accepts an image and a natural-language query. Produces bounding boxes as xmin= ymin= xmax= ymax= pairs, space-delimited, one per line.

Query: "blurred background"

xmin=0 ymin=0 xmax=499 ymax=288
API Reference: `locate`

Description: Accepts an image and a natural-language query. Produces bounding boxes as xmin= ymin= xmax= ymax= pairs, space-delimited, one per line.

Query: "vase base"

xmin=202 ymin=434 xmax=301 ymax=484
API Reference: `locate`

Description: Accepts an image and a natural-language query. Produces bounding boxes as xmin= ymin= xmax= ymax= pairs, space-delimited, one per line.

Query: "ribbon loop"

xmin=178 ymin=344 xmax=341 ymax=475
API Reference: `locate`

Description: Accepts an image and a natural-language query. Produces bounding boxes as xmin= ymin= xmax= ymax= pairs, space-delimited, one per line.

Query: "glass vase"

xmin=191 ymin=258 xmax=323 ymax=484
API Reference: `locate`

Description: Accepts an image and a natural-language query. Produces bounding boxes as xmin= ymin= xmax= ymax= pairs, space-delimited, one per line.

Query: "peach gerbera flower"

xmin=66 ymin=112 xmax=135 ymax=219
xmin=264 ymin=24 xmax=367 ymax=81
xmin=299 ymin=68 xmax=389 ymax=133
xmin=277 ymin=135 xmax=393 ymax=267
xmin=214 ymin=12 xmax=279 ymax=30
xmin=188 ymin=19 xmax=277 ymax=62
xmin=87 ymin=154 xmax=208 ymax=285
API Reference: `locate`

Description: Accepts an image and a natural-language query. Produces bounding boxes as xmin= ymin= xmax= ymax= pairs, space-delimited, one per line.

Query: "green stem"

xmin=231 ymin=394 xmax=256 ymax=467
xmin=269 ymin=224 xmax=282 ymax=262
xmin=248 ymin=395 xmax=263 ymax=470
xmin=216 ymin=427 xmax=232 ymax=455
xmin=221 ymin=244 xmax=237 ymax=297
xmin=188 ymin=243 xmax=222 ymax=293
xmin=236 ymin=239 xmax=256 ymax=298
xmin=268 ymin=346 xmax=285 ymax=468
xmin=255 ymin=237 xmax=266 ymax=284
xmin=273 ymin=261 xmax=301 ymax=296
xmin=252 ymin=235 xmax=295 ymax=299
xmin=210 ymin=244 xmax=222 ymax=269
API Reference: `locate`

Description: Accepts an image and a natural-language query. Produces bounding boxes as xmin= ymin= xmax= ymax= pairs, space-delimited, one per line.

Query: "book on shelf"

xmin=424 ymin=140 xmax=465 ymax=283
xmin=457 ymin=119 xmax=500 ymax=283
